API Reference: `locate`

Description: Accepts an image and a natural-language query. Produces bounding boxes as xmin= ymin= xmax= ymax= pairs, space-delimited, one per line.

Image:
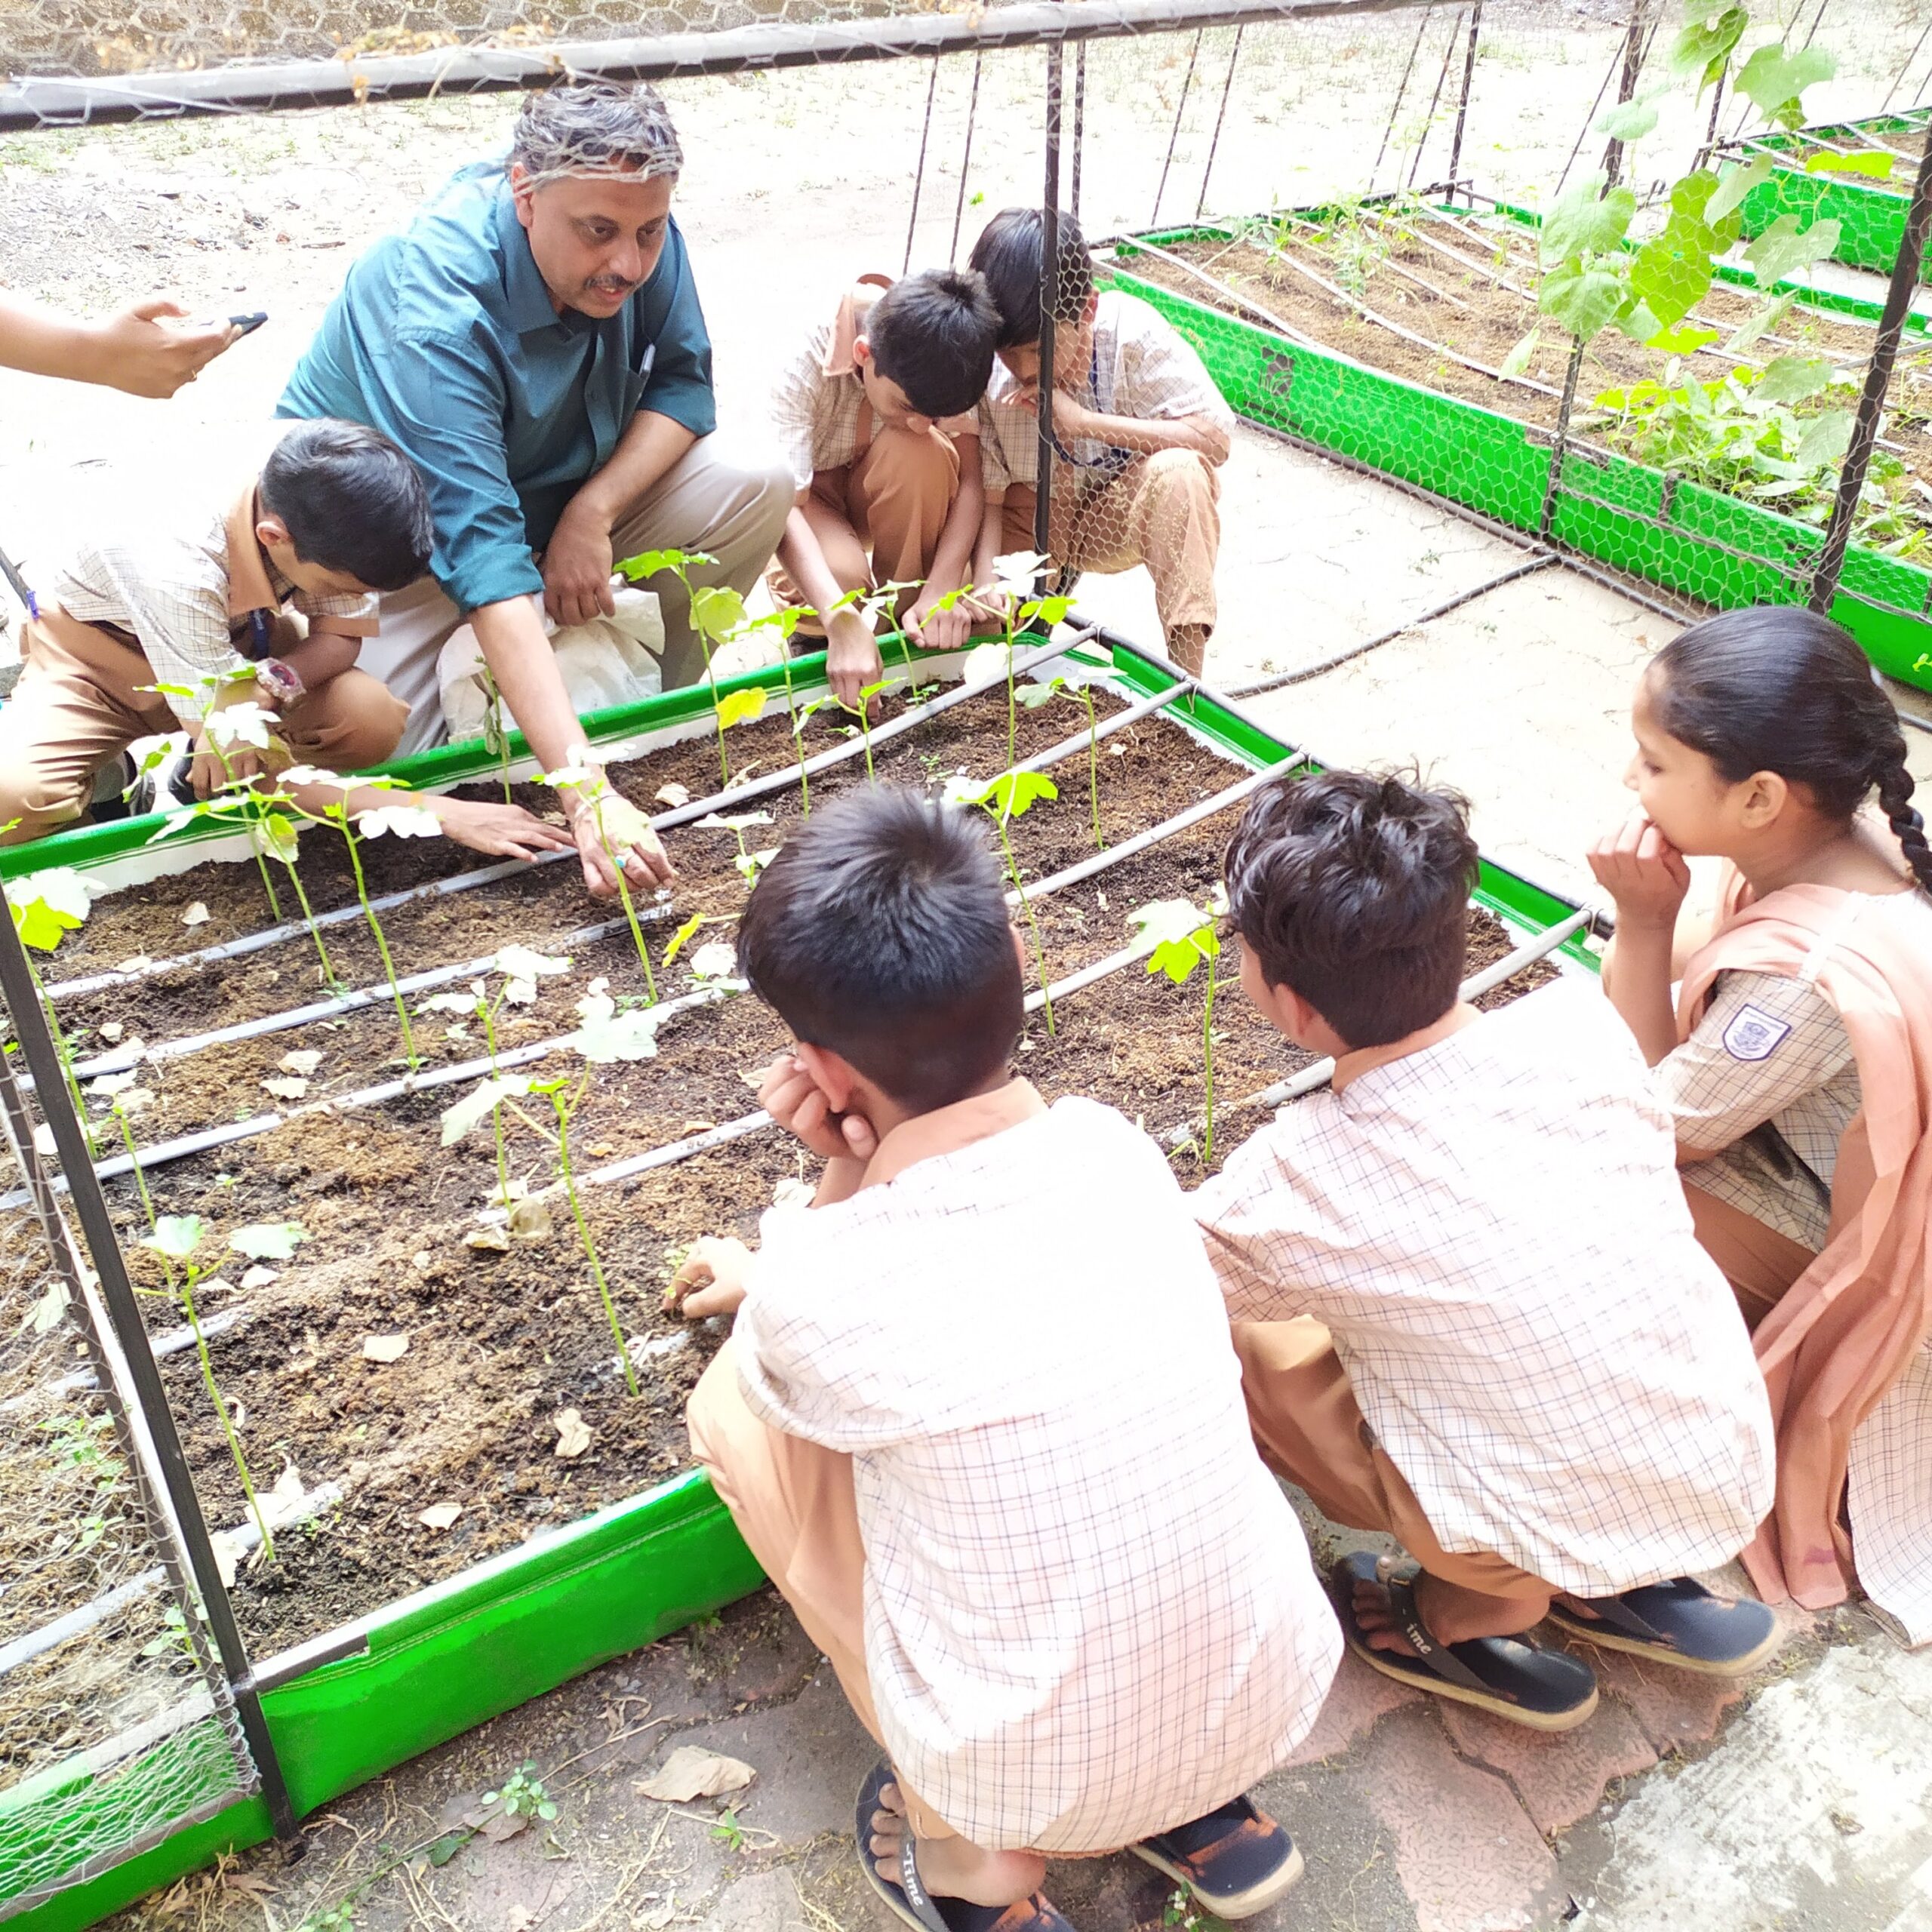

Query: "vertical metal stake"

xmin=1540 ymin=338 xmax=1586 ymax=542
xmin=903 ymin=55 xmax=940 ymax=275
xmin=0 ymin=886 xmax=299 ymax=1840
xmin=1152 ymin=29 xmax=1202 ymax=227
xmin=1883 ymin=21 xmax=1932 ymax=113
xmin=949 ymin=51 xmax=984 ymax=263
xmin=1036 ymin=44 xmax=1063 ymax=568
xmin=1601 ymin=0 xmax=1651 ymax=189
xmin=1446 ymin=3 xmax=1481 ymax=189
xmin=1371 ymin=6 xmax=1430 ymax=193
xmin=1810 ymin=130 xmax=1932 ymax=613
xmin=1071 ymin=42 xmax=1087 ymax=223
xmin=1195 ymin=26 xmax=1244 ymax=222
xmin=1693 ymin=68 xmax=1727 ymax=174
xmin=1405 ymin=10 xmax=1463 ymax=193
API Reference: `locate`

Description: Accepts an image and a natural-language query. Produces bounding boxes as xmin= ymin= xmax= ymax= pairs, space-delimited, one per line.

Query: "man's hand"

xmin=825 ymin=609 xmax=884 ymax=711
xmin=540 ymin=507 xmax=620 ymax=629
xmin=664 ymin=1236 xmax=752 ymax=1320
xmin=758 ymin=1052 xmax=880 ymax=1164
xmin=905 ymin=587 xmax=972 ymax=654
xmin=427 ymin=795 xmax=580 ymax=862
xmin=187 ymin=728 xmax=264 ymax=800
xmin=97 ymin=300 xmax=239 ymax=398
xmin=569 ymin=781 xmax=675 ymax=898
xmin=1587 ymin=809 xmax=1691 ymax=931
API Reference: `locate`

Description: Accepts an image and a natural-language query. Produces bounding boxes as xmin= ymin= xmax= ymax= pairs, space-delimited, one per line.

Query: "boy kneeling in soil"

xmin=669 ymin=787 xmax=1341 ymax=1932
xmin=1194 ymin=768 xmax=1781 ymax=1731
xmin=0 ymin=420 xmax=426 ymax=842
xmin=968 ymin=208 xmax=1232 ymax=677
xmin=768 ymin=269 xmax=1000 ymax=708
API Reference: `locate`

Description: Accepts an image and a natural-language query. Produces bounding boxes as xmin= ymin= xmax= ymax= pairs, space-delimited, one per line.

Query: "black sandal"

xmin=1331 ymin=1551 xmax=1598 ymax=1732
xmin=1131 ymin=1792 xmax=1303 ymax=1919
xmin=1546 ymin=1577 xmax=1781 ymax=1677
xmin=854 ymin=1761 xmax=1075 ymax=1932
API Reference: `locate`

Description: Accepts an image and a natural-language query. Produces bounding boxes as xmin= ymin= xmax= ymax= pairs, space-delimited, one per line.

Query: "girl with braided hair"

xmin=1589 ymin=606 xmax=1932 ymax=1645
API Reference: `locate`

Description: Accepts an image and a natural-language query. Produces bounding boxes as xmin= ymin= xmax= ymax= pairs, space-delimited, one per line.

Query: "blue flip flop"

xmin=1332 ymin=1551 xmax=1599 ymax=1732
xmin=854 ymin=1761 xmax=1075 ymax=1932
xmin=1546 ymin=1577 xmax=1782 ymax=1677
xmin=1131 ymin=1792 xmax=1303 ymax=1919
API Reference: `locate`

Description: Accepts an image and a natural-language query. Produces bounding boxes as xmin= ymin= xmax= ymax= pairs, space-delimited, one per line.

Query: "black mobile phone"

xmin=228 ymin=312 xmax=269 ymax=337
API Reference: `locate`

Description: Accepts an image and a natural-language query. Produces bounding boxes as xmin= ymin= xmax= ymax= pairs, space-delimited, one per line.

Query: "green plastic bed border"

xmin=3 ymin=630 xmax=1591 ymax=1931
xmin=1107 ymin=230 xmax=1932 ymax=694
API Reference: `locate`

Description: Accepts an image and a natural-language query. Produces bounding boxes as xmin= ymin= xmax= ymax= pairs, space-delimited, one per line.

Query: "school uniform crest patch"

xmin=1721 ymin=1004 xmax=1792 ymax=1063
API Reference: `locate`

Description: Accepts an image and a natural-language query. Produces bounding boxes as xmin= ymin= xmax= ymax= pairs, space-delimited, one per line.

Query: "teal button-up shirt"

xmin=278 ymin=161 xmax=715 ymax=615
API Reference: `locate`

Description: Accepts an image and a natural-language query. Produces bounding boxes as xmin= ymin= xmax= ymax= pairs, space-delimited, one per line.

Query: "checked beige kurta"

xmin=722 ymin=1092 xmax=1341 ymax=1854
xmin=1195 ymin=981 xmax=1777 ymax=1598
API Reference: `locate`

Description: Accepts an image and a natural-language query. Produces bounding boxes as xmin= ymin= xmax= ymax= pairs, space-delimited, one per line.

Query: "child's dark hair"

xmin=865 ymin=269 xmax=1001 ymax=420
xmin=1223 ymin=770 xmax=1480 ymax=1050
xmin=260 ymin=420 xmax=435 ymax=593
xmin=1648 ymin=608 xmax=1932 ymax=895
xmin=737 ymin=788 xmax=1023 ymax=1113
xmin=968 ymin=208 xmax=1097 ymax=351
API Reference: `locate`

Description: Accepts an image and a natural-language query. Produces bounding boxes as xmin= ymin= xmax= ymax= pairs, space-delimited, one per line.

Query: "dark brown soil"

xmin=9 ymin=684 xmax=1567 ymax=1662
xmin=1134 ymin=208 xmax=1932 ymax=484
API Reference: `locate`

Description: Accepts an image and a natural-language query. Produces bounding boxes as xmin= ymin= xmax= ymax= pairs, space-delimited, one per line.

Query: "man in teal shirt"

xmin=279 ymin=79 xmax=791 ymax=897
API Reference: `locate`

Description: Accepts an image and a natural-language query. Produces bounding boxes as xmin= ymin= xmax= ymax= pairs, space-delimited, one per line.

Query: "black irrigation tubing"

xmin=42 ymin=633 xmax=1085 ymax=1005
xmin=1221 ymin=557 xmax=1559 ymax=698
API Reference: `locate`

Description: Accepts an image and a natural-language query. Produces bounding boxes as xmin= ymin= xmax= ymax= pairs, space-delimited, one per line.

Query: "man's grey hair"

xmin=511 ymin=80 xmax=684 ymax=189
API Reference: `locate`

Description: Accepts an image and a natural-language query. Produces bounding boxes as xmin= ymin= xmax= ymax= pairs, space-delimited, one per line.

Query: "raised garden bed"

xmin=1731 ymin=107 xmax=1931 ymax=280
xmin=1111 ymin=202 xmax=1932 ymax=692
xmin=0 ymin=633 xmax=1591 ymax=1931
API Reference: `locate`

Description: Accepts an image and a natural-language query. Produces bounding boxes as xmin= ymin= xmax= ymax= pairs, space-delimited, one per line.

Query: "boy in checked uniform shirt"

xmin=667 ymin=789 xmax=1340 ymax=1932
xmin=767 ymin=269 xmax=999 ymax=709
xmin=1195 ymin=770 xmax=1780 ymax=1731
xmin=968 ymin=208 xmax=1233 ymax=676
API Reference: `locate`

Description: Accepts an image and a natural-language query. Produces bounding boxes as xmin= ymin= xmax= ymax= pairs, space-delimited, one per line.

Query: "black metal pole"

xmin=1445 ymin=2 xmax=1480 ymax=186
xmin=1071 ymin=41 xmax=1087 ymax=221
xmin=949 ymin=51 xmax=985 ymax=261
xmin=1601 ymin=0 xmax=1649 ymax=189
xmin=1371 ymin=5 xmax=1429 ymax=192
xmin=903 ymin=56 xmax=940 ymax=274
xmin=1404 ymin=8 xmax=1462 ymax=192
xmin=1036 ymin=45 xmax=1063 ymax=566
xmin=1810 ymin=131 xmax=1932 ymax=613
xmin=0 ymin=890 xmax=299 ymax=1841
xmin=1195 ymin=25 xmax=1244 ymax=220
xmin=1692 ymin=66 xmax=1727 ymax=174
xmin=1152 ymin=28 xmax=1204 ymax=225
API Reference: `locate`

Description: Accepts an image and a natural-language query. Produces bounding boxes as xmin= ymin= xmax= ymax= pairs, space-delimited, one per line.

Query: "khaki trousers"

xmin=1233 ymin=1317 xmax=1555 ymax=1608
xmin=1002 ymin=448 xmax=1221 ymax=644
xmin=0 ymin=607 xmax=408 ymax=844
xmin=1683 ymin=1180 xmax=1817 ymax=1329
xmin=770 ymin=417 xmax=963 ymax=621
xmin=687 ymin=1340 xmax=955 ymax=1842
xmin=367 ymin=435 xmax=794 ymax=755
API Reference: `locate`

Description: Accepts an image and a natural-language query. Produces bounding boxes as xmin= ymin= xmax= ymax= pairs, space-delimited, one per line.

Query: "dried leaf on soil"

xmin=417 ymin=1502 xmax=462 ymax=1531
xmin=362 ymin=1334 xmax=410 ymax=1363
xmin=262 ymin=1076 xmax=309 ymax=1100
xmin=508 ymin=1196 xmax=552 ymax=1242
xmin=634 ymin=1746 xmax=757 ymax=1802
xmin=280 ymin=1049 xmax=324 ymax=1075
xmin=466 ymin=1225 xmax=512 ymax=1253
xmin=239 ymin=1266 xmax=278 ymax=1290
xmin=553 ymin=1407 xmax=592 ymax=1459
xmin=181 ymin=902 xmax=210 ymax=928
xmin=654 ymin=781 xmax=691 ymax=808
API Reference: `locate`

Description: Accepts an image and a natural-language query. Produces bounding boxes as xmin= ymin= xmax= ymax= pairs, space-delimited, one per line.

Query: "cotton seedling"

xmin=615 ymin=547 xmax=751 ymax=784
xmin=1016 ymin=672 xmax=1106 ymax=851
xmin=696 ymin=811 xmax=778 ymax=886
xmin=540 ymin=759 xmax=660 ymax=1005
xmin=10 ymin=867 xmax=100 ymax=1152
xmin=662 ymin=911 xmax=735 ymax=976
xmin=419 ymin=946 xmax=572 ymax=1204
xmin=947 ymin=772 xmax=1059 ymax=1033
xmin=1129 ymin=891 xmax=1226 ymax=1164
xmin=255 ymin=812 xmax=342 ymax=989
xmin=88 ymin=1069 xmax=158 ymax=1224
xmin=140 ymin=1213 xmax=275 ymax=1557
xmin=478 ymin=660 xmax=515 ymax=804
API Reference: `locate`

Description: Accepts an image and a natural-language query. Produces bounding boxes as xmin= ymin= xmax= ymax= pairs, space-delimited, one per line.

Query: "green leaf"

xmin=616 ymin=547 xmax=715 ymax=583
xmin=1596 ymin=95 xmax=1659 ymax=143
xmin=1538 ymin=174 xmax=1635 ymax=267
xmin=1631 ymin=231 xmax=1715 ymax=331
xmin=1706 ymin=152 xmax=1775 ymax=223
xmin=691 ymin=584 xmax=749 ymax=644
xmin=1016 ymin=594 xmax=1075 ymax=629
xmin=1755 ymin=353 xmax=1835 ymax=405
xmin=1499 ymin=328 xmax=1542 ymax=380
xmin=1539 ymin=261 xmax=1635 ymax=343
xmin=1668 ymin=5 xmax=1747 ymax=90
xmin=1746 ymin=214 xmax=1841 ymax=285
xmin=1804 ymin=148 xmax=1896 ymax=180
xmin=440 ymin=1075 xmax=531 ymax=1146
xmin=423 ymin=1832 xmax=467 ymax=1869
xmin=566 ymin=1008 xmax=665 ymax=1065
xmin=9 ymin=868 xmax=93 ymax=952
xmin=142 ymin=1214 xmax=206 ymax=1263
xmin=1128 ymin=900 xmax=1220 ymax=983
xmin=1793 ymin=406 xmax=1854 ymax=471
xmin=1014 ymin=677 xmax=1067 ymax=710
xmin=229 ymin=1222 xmax=307 ymax=1261
xmin=984 ymin=771 xmax=1058 ymax=820
xmin=1644 ymin=323 xmax=1721 ymax=355
xmin=1669 ymin=169 xmax=1743 ymax=250
xmin=1736 ymin=44 xmax=1835 ymax=131
xmin=715 ymin=686 xmax=767 ymax=729
xmin=662 ymin=912 xmax=706 ymax=968
xmin=1724 ymin=288 xmax=1797 ymax=355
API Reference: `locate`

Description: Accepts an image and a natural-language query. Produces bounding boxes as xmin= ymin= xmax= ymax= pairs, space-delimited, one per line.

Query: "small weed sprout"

xmin=9 ymin=868 xmax=99 ymax=1151
xmin=1016 ymin=672 xmax=1106 ymax=850
xmin=483 ymin=1763 xmax=558 ymax=1823
xmin=696 ymin=811 xmax=777 ymax=886
xmin=1129 ymin=892 xmax=1226 ymax=1164
xmin=140 ymin=1214 xmax=275 ymax=1556
xmin=947 ymin=772 xmax=1058 ymax=1033
xmin=540 ymin=759 xmax=660 ymax=1004
xmin=978 ymin=556 xmax=1076 ymax=766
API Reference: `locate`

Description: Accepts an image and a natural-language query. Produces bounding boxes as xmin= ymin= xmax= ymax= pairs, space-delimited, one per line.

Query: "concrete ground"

xmin=2 ymin=20 xmax=1930 ymax=1930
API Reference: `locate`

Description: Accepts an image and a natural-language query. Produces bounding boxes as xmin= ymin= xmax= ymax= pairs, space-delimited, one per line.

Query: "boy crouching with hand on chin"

xmin=667 ymin=786 xmax=1340 ymax=1932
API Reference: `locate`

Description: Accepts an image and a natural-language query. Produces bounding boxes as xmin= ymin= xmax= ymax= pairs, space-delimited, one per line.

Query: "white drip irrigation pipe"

xmin=48 ymin=646 xmax=1183 ymax=1088
xmin=0 ymin=984 xmax=734 ymax=1213
xmin=1228 ymin=905 xmax=1599 ymax=1115
xmin=41 ymin=633 xmax=1091 ymax=1006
